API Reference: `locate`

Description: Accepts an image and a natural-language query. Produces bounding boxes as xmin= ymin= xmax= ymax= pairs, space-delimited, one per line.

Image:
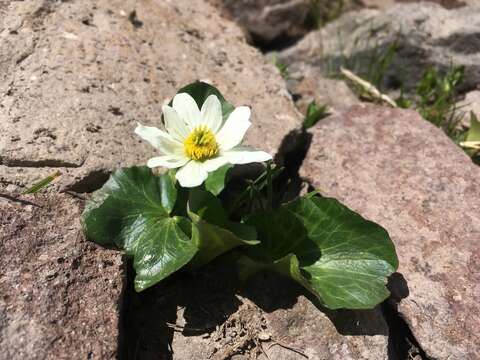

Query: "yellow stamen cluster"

xmin=184 ymin=125 xmax=219 ymax=161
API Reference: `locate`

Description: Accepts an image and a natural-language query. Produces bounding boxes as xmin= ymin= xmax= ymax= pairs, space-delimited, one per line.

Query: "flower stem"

xmin=266 ymin=161 xmax=273 ymax=210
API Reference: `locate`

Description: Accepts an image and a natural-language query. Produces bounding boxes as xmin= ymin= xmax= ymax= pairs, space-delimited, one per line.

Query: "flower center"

xmin=184 ymin=125 xmax=219 ymax=162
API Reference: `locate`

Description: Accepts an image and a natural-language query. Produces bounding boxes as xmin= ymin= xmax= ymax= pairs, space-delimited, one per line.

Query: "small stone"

xmin=257 ymin=331 xmax=271 ymax=341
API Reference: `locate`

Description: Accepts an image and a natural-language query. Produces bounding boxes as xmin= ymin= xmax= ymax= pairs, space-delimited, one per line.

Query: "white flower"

xmin=135 ymin=93 xmax=272 ymax=187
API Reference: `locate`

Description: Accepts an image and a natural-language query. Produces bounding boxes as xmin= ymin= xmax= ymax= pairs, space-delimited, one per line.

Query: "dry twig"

xmin=340 ymin=67 xmax=397 ymax=108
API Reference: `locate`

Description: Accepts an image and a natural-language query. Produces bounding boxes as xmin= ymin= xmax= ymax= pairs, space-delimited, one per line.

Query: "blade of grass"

xmin=23 ymin=171 xmax=62 ymax=194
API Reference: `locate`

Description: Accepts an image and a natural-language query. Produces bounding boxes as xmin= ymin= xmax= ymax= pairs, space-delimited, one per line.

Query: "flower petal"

xmin=163 ymin=105 xmax=189 ymax=141
xmin=202 ymin=156 xmax=229 ymax=172
xmin=175 ymin=161 xmax=209 ymax=188
xmin=201 ymin=95 xmax=223 ymax=133
xmin=135 ymin=123 xmax=183 ymax=155
xmin=172 ymin=93 xmax=201 ymax=129
xmin=146 ymin=155 xmax=189 ymax=169
xmin=222 ymin=147 xmax=272 ymax=164
xmin=216 ymin=106 xmax=251 ymax=151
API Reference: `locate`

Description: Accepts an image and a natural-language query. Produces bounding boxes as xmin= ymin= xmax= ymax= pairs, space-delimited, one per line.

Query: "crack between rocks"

xmin=273 ymin=117 xmax=434 ymax=360
xmin=117 ymin=256 xmax=130 ymax=360
xmin=382 ymin=299 xmax=431 ymax=360
xmin=0 ymin=158 xmax=84 ymax=168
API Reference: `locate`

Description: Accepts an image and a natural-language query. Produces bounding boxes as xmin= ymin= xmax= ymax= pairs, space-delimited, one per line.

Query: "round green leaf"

xmin=243 ymin=195 xmax=399 ymax=309
xmin=82 ymin=166 xmax=198 ymax=291
xmin=171 ymin=81 xmax=235 ymax=120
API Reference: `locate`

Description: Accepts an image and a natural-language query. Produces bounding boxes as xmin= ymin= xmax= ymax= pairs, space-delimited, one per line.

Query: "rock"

xmin=216 ymin=0 xmax=364 ymax=46
xmin=257 ymin=298 xmax=388 ymax=360
xmin=457 ymin=90 xmax=480 ymax=127
xmin=0 ymin=193 xmax=125 ymax=359
xmin=126 ymin=269 xmax=390 ymax=360
xmin=361 ymin=0 xmax=467 ymax=10
xmin=284 ymin=64 xmax=360 ymax=114
xmin=463 ymin=0 xmax=480 ymax=7
xmin=278 ymin=2 xmax=480 ymax=93
xmin=218 ymin=0 xmax=312 ymax=44
xmin=359 ymin=0 xmax=396 ymax=8
xmin=300 ymin=104 xmax=480 ymax=360
xmin=0 ymin=0 xmax=301 ymax=193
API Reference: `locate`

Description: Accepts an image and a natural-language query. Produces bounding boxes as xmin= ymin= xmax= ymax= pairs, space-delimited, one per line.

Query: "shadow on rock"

xmin=381 ymin=272 xmax=428 ymax=360
xmin=243 ymin=271 xmax=389 ymax=337
xmin=122 ymin=262 xmax=243 ymax=360
xmin=122 ymin=261 xmax=399 ymax=359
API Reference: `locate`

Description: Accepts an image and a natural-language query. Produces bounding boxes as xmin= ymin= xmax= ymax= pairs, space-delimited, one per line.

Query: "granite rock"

xmin=0 ymin=0 xmax=301 ymax=193
xmin=300 ymin=104 xmax=480 ymax=360
xmin=278 ymin=2 xmax=480 ymax=93
xmin=0 ymin=193 xmax=125 ymax=359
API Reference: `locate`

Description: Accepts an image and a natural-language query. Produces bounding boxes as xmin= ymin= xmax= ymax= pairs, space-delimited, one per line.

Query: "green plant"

xmin=322 ymin=21 xmax=475 ymax=159
xmin=272 ymin=55 xmax=289 ymax=80
xmin=460 ymin=111 xmax=480 ymax=163
xmin=331 ymin=32 xmax=467 ymax=140
xmin=366 ymin=40 xmax=399 ymax=90
xmin=306 ymin=0 xmax=346 ymax=29
xmin=414 ymin=65 xmax=465 ymax=140
xmin=319 ymin=19 xmax=401 ymax=86
xmin=82 ymin=82 xmax=399 ymax=310
xmin=22 ymin=170 xmax=61 ymax=194
xmin=303 ymin=100 xmax=329 ymax=129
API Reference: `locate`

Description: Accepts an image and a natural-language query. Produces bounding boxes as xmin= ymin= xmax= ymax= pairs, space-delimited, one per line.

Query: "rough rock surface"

xmin=128 ymin=271 xmax=390 ymax=360
xmin=278 ymin=2 xmax=480 ymax=92
xmin=0 ymin=0 xmax=301 ymax=193
xmin=362 ymin=0 xmax=469 ymax=10
xmin=219 ymin=0 xmax=312 ymax=44
xmin=300 ymin=104 xmax=480 ymax=360
xmin=284 ymin=65 xmax=360 ymax=114
xmin=256 ymin=297 xmax=388 ymax=360
xmin=458 ymin=90 xmax=480 ymax=127
xmin=0 ymin=194 xmax=125 ymax=359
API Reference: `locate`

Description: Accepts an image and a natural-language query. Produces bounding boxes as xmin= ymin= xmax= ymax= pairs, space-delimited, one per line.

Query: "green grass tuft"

xmin=303 ymin=101 xmax=329 ymax=129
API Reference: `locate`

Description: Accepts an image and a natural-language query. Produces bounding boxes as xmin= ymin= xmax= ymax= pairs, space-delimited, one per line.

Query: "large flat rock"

xmin=300 ymin=104 xmax=480 ymax=360
xmin=0 ymin=0 xmax=301 ymax=192
xmin=0 ymin=194 xmax=125 ymax=359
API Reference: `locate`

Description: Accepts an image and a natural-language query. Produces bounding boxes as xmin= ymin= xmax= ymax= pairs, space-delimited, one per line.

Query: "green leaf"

xmin=272 ymin=54 xmax=289 ymax=79
xmin=129 ymin=216 xmax=199 ymax=291
xmin=466 ymin=111 xmax=480 ymax=142
xmin=188 ymin=188 xmax=230 ymax=225
xmin=82 ymin=166 xmax=198 ymax=291
xmin=159 ymin=171 xmax=178 ymax=214
xmin=243 ymin=196 xmax=398 ymax=309
xmin=188 ymin=213 xmax=258 ymax=268
xmin=205 ymin=164 xmax=233 ymax=195
xmin=173 ymin=81 xmax=235 ymax=120
xmin=237 ymin=253 xmax=305 ymax=285
xmin=303 ymin=101 xmax=328 ymax=129
xmin=23 ymin=170 xmax=61 ymax=194
xmin=188 ymin=189 xmax=258 ymax=267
